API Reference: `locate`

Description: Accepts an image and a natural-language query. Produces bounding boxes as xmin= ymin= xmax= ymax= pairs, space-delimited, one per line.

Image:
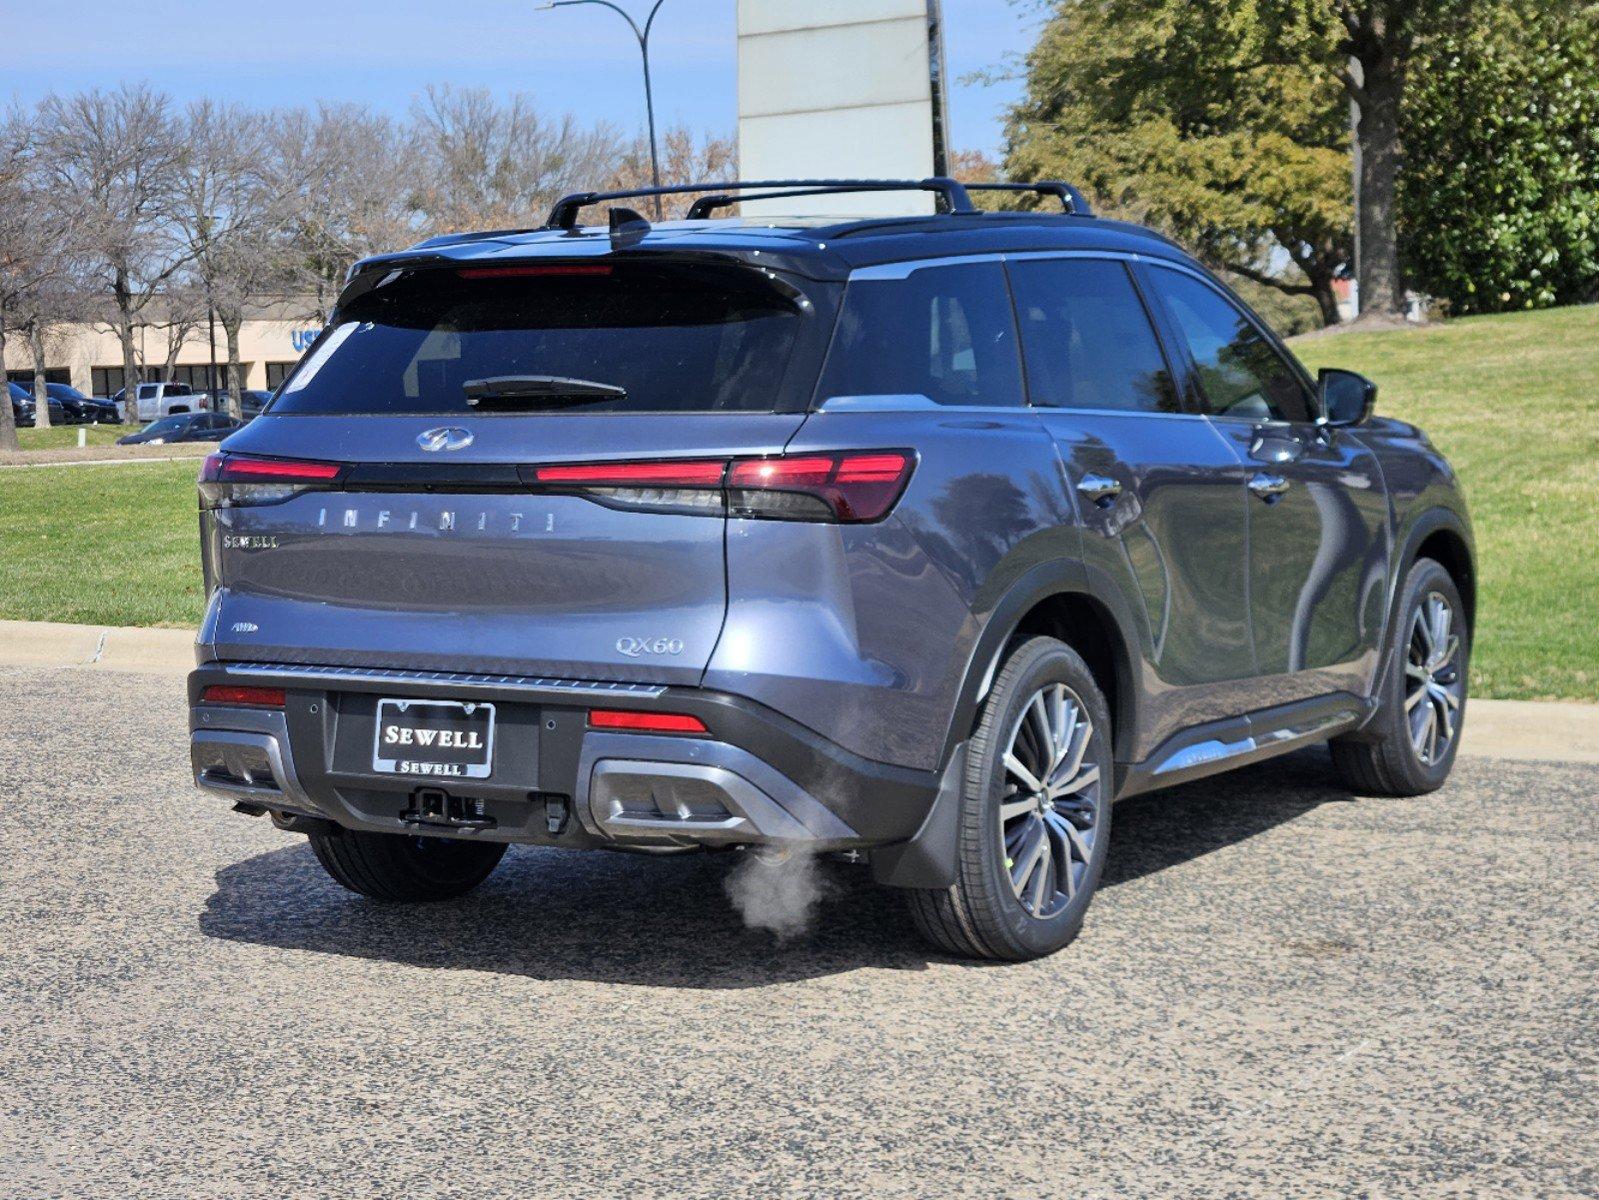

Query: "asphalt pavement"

xmin=1 ymin=664 xmax=1595 ymax=1199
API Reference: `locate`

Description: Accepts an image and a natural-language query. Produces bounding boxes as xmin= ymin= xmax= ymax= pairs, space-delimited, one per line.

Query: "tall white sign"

xmin=737 ymin=0 xmax=947 ymax=216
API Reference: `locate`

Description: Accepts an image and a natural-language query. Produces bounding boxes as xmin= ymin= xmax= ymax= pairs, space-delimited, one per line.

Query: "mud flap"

xmin=870 ymin=742 xmax=967 ymax=890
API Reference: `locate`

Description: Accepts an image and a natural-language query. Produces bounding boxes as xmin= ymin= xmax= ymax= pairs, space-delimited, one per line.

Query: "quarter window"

xmin=1008 ymin=258 xmax=1180 ymax=413
xmin=817 ymin=261 xmax=1026 ymax=407
xmin=1151 ymin=269 xmax=1314 ymax=423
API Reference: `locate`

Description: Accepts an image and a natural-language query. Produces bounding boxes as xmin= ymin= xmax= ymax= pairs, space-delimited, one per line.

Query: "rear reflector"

xmin=201 ymin=685 xmax=287 ymax=708
xmin=456 ymin=264 xmax=613 ymax=279
xmin=588 ymin=709 xmax=709 ymax=734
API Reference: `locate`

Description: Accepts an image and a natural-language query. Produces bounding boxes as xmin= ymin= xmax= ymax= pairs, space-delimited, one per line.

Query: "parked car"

xmin=197 ymin=388 xmax=272 ymax=420
xmin=117 ymin=411 xmax=242 ymax=445
xmin=45 ymin=383 xmax=114 ymax=424
xmin=7 ymin=382 xmax=36 ymax=428
xmin=50 ymin=384 xmax=121 ymax=424
xmin=187 ymin=178 xmax=1476 ymax=961
xmin=8 ymin=381 xmax=66 ymax=425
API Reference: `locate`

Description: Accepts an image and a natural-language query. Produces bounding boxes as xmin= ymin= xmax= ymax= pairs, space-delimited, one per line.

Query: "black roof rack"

xmin=963 ymin=181 xmax=1093 ymax=216
xmin=544 ymin=178 xmax=1096 ymax=229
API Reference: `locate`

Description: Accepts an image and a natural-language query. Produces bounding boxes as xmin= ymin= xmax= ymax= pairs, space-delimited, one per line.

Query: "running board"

xmin=1117 ymin=693 xmax=1371 ymax=798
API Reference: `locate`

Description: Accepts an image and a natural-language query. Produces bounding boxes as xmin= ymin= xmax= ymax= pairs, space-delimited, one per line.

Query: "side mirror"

xmin=1318 ymin=368 xmax=1377 ymax=426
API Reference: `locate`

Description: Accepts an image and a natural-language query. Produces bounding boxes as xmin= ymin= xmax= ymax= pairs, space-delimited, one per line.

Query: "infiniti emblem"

xmin=418 ymin=426 xmax=473 ymax=452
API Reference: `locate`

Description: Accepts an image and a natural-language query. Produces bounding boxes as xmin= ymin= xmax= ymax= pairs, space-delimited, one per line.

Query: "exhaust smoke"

xmin=723 ymin=847 xmax=829 ymax=940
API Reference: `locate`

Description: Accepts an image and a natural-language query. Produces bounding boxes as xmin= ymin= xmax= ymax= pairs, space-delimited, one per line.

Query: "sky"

xmin=1 ymin=0 xmax=1041 ymax=160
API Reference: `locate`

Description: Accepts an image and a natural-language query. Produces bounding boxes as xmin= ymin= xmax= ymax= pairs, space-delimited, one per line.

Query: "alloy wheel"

xmin=1405 ymin=590 xmax=1464 ymax=766
xmin=998 ymin=683 xmax=1105 ymax=919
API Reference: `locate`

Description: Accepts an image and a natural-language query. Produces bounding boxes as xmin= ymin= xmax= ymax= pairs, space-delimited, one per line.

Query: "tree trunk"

xmin=29 ymin=321 xmax=51 ymax=430
xmin=114 ymin=270 xmax=142 ymax=422
xmin=0 ymin=315 xmax=18 ymax=453
xmin=1354 ymin=57 xmax=1406 ymax=319
xmin=223 ymin=315 xmax=245 ymax=421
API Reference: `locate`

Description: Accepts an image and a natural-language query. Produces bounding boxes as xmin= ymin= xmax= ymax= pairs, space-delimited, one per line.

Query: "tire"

xmin=908 ymin=636 xmax=1114 ymax=961
xmin=309 ymin=828 xmax=507 ymax=902
xmin=1330 ymin=557 xmax=1469 ymax=796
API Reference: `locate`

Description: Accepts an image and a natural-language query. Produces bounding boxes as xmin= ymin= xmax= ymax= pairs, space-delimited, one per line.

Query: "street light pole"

xmin=540 ymin=0 xmax=668 ymax=218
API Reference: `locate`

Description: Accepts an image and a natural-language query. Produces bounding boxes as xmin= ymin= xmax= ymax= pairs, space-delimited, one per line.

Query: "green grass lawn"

xmin=1293 ymin=304 xmax=1599 ymax=702
xmin=2 ymin=305 xmax=1595 ymax=700
xmin=0 ymin=460 xmax=207 ymax=628
xmin=13 ymin=424 xmax=128 ymax=451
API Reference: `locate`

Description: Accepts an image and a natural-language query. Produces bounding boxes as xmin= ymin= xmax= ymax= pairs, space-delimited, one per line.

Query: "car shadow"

xmin=198 ymin=748 xmax=1354 ymax=988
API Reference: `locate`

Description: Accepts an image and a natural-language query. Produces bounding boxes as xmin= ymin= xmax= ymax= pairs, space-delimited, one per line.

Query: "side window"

xmin=1151 ymin=268 xmax=1314 ymax=423
xmin=1008 ymin=258 xmax=1180 ymax=413
xmin=816 ymin=261 xmax=1025 ymax=407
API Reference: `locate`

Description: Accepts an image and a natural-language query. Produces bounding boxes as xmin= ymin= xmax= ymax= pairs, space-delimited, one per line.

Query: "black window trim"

xmin=1135 ymin=259 xmax=1322 ymax=426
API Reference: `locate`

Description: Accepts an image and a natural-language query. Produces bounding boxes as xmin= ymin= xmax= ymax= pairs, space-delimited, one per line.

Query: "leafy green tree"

xmin=1006 ymin=0 xmax=1352 ymax=326
xmin=1400 ymin=1 xmax=1599 ymax=314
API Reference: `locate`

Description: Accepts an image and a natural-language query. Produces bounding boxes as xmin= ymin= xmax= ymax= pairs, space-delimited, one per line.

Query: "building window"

xmin=7 ymin=368 xmax=71 ymax=387
xmin=167 ymin=364 xmax=253 ymax=392
xmin=265 ymin=361 xmax=298 ymax=391
xmin=93 ymin=367 xmax=128 ymax=397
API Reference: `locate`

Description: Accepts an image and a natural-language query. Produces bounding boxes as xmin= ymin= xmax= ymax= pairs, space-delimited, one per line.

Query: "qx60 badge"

xmin=616 ymin=636 xmax=685 ymax=658
xmin=418 ymin=426 xmax=473 ymax=452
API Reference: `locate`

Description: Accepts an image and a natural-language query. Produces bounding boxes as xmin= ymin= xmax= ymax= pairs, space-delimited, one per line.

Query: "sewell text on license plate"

xmin=372 ymin=698 xmax=495 ymax=779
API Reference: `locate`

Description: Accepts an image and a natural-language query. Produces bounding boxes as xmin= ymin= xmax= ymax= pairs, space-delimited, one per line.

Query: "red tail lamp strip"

xmin=534 ymin=460 xmax=728 ymax=487
xmin=588 ymin=709 xmax=709 ymax=734
xmin=204 ymin=454 xmax=342 ymax=482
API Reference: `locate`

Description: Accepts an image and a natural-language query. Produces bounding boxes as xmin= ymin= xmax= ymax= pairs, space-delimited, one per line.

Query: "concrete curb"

xmin=0 ymin=619 xmax=1595 ymax=762
xmin=0 ymin=619 xmax=195 ymax=677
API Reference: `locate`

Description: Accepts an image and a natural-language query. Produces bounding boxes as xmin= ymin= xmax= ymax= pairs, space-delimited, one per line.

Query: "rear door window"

xmin=816 ymin=260 xmax=1025 ymax=407
xmin=1008 ymin=258 xmax=1181 ymax=413
xmin=271 ymin=262 xmax=806 ymax=415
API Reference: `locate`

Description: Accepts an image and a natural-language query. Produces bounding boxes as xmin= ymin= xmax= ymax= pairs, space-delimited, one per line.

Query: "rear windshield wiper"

xmin=463 ymin=375 xmax=627 ymax=410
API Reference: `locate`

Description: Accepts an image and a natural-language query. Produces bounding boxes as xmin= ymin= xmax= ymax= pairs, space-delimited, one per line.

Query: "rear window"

xmin=815 ymin=261 xmax=1025 ymax=408
xmin=270 ymin=262 xmax=806 ymax=415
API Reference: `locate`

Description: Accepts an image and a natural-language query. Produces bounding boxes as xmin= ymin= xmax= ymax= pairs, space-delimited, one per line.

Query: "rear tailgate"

xmin=198 ymin=256 xmax=829 ymax=685
xmin=203 ymin=412 xmax=806 ymax=684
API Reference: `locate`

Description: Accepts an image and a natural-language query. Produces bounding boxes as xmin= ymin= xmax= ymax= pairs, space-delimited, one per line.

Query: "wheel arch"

xmin=939 ymin=561 xmax=1145 ymax=776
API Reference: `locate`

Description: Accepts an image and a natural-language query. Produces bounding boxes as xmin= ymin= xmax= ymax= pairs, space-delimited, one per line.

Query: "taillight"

xmin=200 ymin=453 xmax=344 ymax=509
xmin=588 ymin=709 xmax=709 ymax=734
xmin=201 ymin=685 xmax=286 ymax=708
xmin=729 ymin=451 xmax=913 ymax=522
xmin=526 ymin=451 xmax=914 ymax=523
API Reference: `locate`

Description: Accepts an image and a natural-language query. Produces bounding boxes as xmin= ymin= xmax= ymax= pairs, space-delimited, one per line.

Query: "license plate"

xmin=372 ymin=699 xmax=495 ymax=779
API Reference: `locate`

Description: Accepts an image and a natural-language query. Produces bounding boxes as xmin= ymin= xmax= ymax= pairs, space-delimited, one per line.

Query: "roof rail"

xmin=962 ymin=181 xmax=1093 ymax=216
xmin=544 ymin=178 xmax=978 ymax=229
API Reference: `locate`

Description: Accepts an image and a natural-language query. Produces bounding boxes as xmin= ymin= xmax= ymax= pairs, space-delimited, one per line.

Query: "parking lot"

xmin=1 ymin=663 xmax=1594 ymax=1199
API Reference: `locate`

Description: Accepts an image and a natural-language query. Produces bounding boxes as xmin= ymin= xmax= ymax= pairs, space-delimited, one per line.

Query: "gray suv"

xmin=189 ymin=179 xmax=1475 ymax=960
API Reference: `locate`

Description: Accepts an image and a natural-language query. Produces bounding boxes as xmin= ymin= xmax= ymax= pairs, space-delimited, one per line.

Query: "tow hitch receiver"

xmin=400 ymin=787 xmax=496 ymax=830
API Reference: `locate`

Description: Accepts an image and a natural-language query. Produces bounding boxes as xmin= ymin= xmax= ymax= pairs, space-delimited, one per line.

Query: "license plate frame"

xmin=372 ymin=698 xmax=496 ymax=779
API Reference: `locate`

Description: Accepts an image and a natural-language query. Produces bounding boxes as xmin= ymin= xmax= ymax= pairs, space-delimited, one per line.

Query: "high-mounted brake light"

xmin=456 ymin=264 xmax=613 ymax=279
xmin=201 ymin=685 xmax=286 ymax=708
xmin=200 ymin=453 xmax=345 ymax=509
xmin=588 ymin=709 xmax=709 ymax=734
xmin=525 ymin=451 xmax=915 ymax=523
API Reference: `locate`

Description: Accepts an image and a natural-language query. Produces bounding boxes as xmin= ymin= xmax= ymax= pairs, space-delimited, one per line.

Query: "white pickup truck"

xmin=128 ymin=382 xmax=212 ymax=423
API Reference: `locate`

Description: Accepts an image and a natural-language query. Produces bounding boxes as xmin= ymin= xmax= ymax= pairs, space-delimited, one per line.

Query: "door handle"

xmin=1248 ymin=472 xmax=1291 ymax=501
xmin=1076 ymin=474 xmax=1123 ymax=507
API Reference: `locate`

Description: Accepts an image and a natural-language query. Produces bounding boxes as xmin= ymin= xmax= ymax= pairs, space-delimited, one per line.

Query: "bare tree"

xmin=409 ymin=84 xmax=624 ymax=232
xmin=35 ymin=86 xmax=191 ymax=403
xmin=273 ymin=103 xmax=424 ymax=322
xmin=0 ymin=103 xmax=89 ymax=444
xmin=604 ymin=124 xmax=736 ymax=216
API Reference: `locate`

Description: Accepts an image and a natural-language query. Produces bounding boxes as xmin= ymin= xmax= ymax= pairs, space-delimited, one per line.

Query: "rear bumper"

xmin=188 ymin=661 xmax=942 ymax=853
